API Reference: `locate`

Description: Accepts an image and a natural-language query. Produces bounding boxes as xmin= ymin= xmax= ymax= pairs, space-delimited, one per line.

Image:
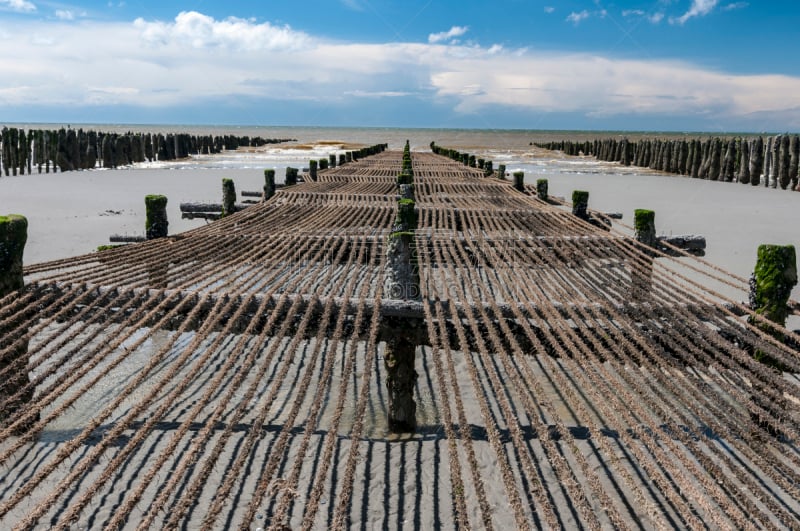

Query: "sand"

xmin=2 ymin=150 xmax=800 ymax=528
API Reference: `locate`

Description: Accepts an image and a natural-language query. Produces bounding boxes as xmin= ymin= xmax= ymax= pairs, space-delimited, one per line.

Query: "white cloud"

xmin=544 ymin=6 xmax=555 ymax=14
xmin=566 ymin=10 xmax=590 ymax=24
xmin=623 ymin=9 xmax=664 ymax=23
xmin=723 ymin=2 xmax=748 ymax=11
xmin=134 ymin=11 xmax=311 ymax=51
xmin=670 ymin=0 xmax=719 ymax=24
xmin=344 ymin=90 xmax=412 ymax=98
xmin=55 ymin=9 xmax=74 ymax=20
xmin=1 ymin=0 xmax=35 ymax=13
xmin=428 ymin=26 xmax=469 ymax=44
xmin=1 ymin=10 xmax=800 ymax=129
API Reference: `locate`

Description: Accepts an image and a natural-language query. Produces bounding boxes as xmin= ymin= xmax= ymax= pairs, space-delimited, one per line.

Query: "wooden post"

xmin=144 ymin=195 xmax=168 ymax=239
xmin=285 ymin=167 xmax=298 ymax=186
xmin=263 ymin=169 xmax=276 ymax=201
xmin=633 ymin=209 xmax=656 ymax=248
xmin=536 ymin=178 xmax=548 ymax=201
xmin=750 ymin=244 xmax=797 ymax=329
xmin=222 ymin=179 xmax=236 ymax=216
xmin=749 ymin=244 xmax=797 ymax=369
xmin=381 ymin=195 xmax=421 ymax=433
xmin=0 ymin=215 xmax=26 ymax=295
xmin=0 ymin=214 xmax=36 ymax=431
xmin=513 ymin=171 xmax=524 ymax=192
xmin=572 ymin=190 xmax=589 ymax=220
xmin=497 ymin=164 xmax=506 ymax=179
xmin=329 ymin=154 xmax=337 ymax=168
xmin=309 ymin=159 xmax=318 ymax=181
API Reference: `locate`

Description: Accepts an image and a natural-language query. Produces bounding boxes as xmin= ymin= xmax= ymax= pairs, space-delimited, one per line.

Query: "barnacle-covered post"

xmin=536 ymin=178 xmax=548 ymax=201
xmin=263 ymin=169 xmax=276 ymax=201
xmin=285 ymin=167 xmax=298 ymax=186
xmin=381 ymin=156 xmax=422 ymax=433
xmin=497 ymin=164 xmax=506 ymax=179
xmin=0 ymin=214 xmax=35 ymax=431
xmin=750 ymin=245 xmax=797 ymax=330
xmin=222 ymin=179 xmax=236 ymax=216
xmin=145 ymin=195 xmax=168 ymax=239
xmin=309 ymin=159 xmax=318 ymax=182
xmin=572 ymin=190 xmax=589 ymax=220
xmin=513 ymin=171 xmax=524 ymax=192
xmin=631 ymin=209 xmax=656 ymax=301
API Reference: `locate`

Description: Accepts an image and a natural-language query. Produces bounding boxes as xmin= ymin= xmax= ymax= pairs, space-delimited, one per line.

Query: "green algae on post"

xmin=512 ymin=171 xmax=524 ymax=192
xmin=0 ymin=214 xmax=27 ymax=296
xmin=752 ymin=244 xmax=797 ymax=328
xmin=634 ymin=209 xmax=656 ymax=248
xmin=222 ymin=179 xmax=236 ymax=217
xmin=144 ymin=195 xmax=168 ymax=240
xmin=263 ymin=169 xmax=276 ymax=201
xmin=572 ymin=190 xmax=589 ymax=219
xmin=536 ymin=179 xmax=548 ymax=202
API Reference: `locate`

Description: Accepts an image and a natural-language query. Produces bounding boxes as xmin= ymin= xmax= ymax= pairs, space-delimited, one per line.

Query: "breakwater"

xmin=537 ymin=135 xmax=800 ymax=190
xmin=0 ymin=126 xmax=295 ymax=175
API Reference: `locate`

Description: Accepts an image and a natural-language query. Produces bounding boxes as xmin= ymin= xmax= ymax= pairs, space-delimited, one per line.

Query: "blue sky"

xmin=1 ymin=0 xmax=799 ymax=131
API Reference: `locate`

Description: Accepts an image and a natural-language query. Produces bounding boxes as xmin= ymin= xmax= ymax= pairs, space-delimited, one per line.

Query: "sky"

xmin=1 ymin=0 xmax=799 ymax=131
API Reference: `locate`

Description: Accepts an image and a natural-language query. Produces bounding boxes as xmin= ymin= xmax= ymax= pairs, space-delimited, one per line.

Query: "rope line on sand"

xmin=0 ymin=150 xmax=798 ymax=529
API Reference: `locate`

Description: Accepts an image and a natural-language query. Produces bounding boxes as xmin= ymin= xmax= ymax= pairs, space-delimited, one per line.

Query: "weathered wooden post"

xmin=572 ymin=190 xmax=589 ymax=220
xmin=339 ymin=154 xmax=346 ymax=166
xmin=222 ymin=179 xmax=236 ymax=216
xmin=749 ymin=244 xmax=797 ymax=369
xmin=497 ymin=164 xmax=506 ymax=179
xmin=345 ymin=152 xmax=352 ymax=163
xmin=536 ymin=178 xmax=548 ymax=202
xmin=749 ymin=137 xmax=764 ymax=186
xmin=329 ymin=154 xmax=337 ymax=168
xmin=309 ymin=160 xmax=318 ymax=181
xmin=381 ymin=172 xmax=422 ymax=433
xmin=634 ymin=209 xmax=657 ymax=248
xmin=750 ymin=244 xmax=797 ymax=330
xmin=631 ymin=209 xmax=656 ymax=301
xmin=145 ymin=195 xmax=168 ymax=239
xmin=512 ymin=171 xmax=524 ymax=192
xmin=285 ymin=167 xmax=298 ymax=186
xmin=263 ymin=169 xmax=276 ymax=201
xmin=0 ymin=214 xmax=36 ymax=431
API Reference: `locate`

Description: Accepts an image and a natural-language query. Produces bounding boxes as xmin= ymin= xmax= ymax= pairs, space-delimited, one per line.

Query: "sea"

xmin=0 ymin=124 xmax=797 ymax=307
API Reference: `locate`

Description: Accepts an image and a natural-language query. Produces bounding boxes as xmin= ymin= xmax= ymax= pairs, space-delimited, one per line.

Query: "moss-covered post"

xmin=750 ymin=244 xmax=797 ymax=329
xmin=222 ymin=178 xmax=236 ymax=217
xmin=309 ymin=159 xmax=318 ymax=181
xmin=630 ymin=209 xmax=656 ymax=301
xmin=263 ymin=169 xmax=276 ymax=201
xmin=512 ymin=171 xmax=524 ymax=192
xmin=144 ymin=195 xmax=168 ymax=239
xmin=497 ymin=164 xmax=506 ymax=179
xmin=0 ymin=215 xmax=26 ymax=295
xmin=572 ymin=190 xmax=589 ymax=220
xmin=329 ymin=154 xmax=337 ymax=168
xmin=633 ymin=209 xmax=656 ymax=248
xmin=381 ymin=186 xmax=422 ymax=433
xmin=536 ymin=178 xmax=548 ymax=202
xmin=0 ymin=214 xmax=36 ymax=431
xmin=285 ymin=166 xmax=298 ymax=186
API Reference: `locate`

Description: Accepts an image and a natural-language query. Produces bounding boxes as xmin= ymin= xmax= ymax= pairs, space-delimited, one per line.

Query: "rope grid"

xmin=0 ymin=150 xmax=798 ymax=529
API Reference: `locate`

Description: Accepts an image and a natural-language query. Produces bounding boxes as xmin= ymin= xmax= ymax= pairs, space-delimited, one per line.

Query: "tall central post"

xmin=382 ymin=142 xmax=422 ymax=432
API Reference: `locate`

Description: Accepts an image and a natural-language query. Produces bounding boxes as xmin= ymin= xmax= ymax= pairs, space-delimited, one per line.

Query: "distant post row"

xmin=0 ymin=126 xmax=296 ymax=174
xmin=537 ymin=135 xmax=800 ymax=190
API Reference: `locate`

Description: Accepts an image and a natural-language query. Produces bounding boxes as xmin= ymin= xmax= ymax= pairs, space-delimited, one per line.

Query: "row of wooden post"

xmin=537 ymin=135 xmax=800 ymax=190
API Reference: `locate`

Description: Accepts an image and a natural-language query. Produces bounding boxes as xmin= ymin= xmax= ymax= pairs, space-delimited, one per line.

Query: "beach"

xmin=2 ymin=137 xmax=800 ymax=528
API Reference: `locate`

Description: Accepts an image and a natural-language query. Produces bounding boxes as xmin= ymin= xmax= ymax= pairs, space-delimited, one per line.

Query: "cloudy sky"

xmin=0 ymin=0 xmax=798 ymax=131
